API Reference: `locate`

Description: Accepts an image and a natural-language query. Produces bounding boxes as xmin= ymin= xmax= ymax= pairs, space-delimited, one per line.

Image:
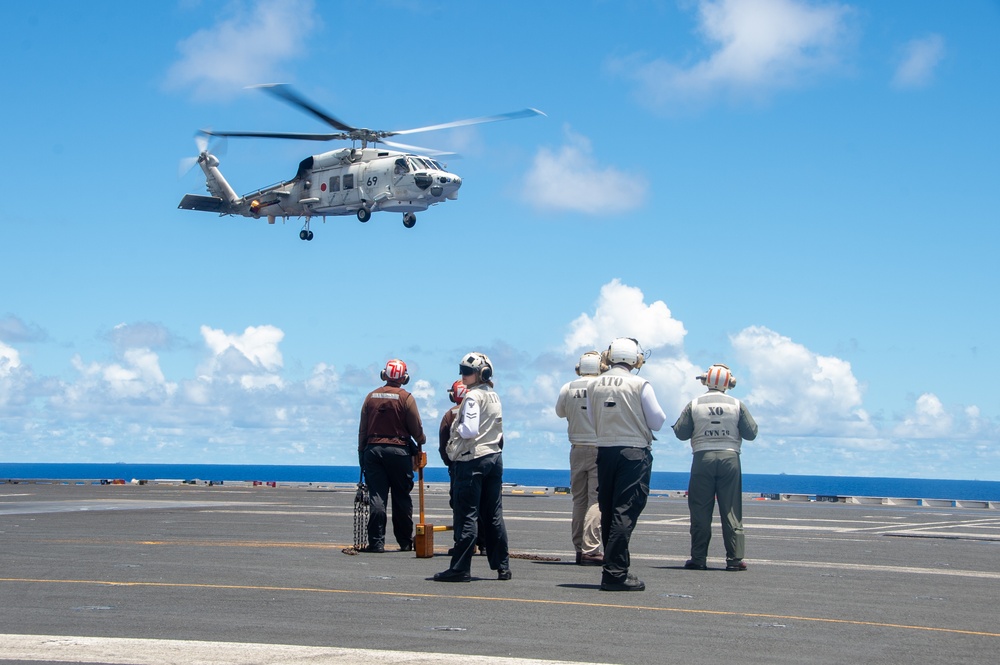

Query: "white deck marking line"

xmin=0 ymin=634 xmax=611 ymax=665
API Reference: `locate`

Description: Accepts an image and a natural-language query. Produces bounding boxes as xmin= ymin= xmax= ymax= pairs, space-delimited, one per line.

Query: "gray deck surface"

xmin=1 ymin=482 xmax=997 ymax=664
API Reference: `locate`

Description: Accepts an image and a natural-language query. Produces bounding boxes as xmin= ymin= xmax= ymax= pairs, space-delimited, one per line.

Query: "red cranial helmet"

xmin=381 ymin=359 xmax=409 ymax=385
xmin=447 ymin=380 xmax=468 ymax=404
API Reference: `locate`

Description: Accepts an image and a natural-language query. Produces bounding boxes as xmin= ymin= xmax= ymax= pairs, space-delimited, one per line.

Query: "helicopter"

xmin=178 ymin=84 xmax=544 ymax=241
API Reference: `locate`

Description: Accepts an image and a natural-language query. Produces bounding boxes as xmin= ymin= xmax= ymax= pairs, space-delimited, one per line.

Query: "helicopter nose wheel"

xmin=402 ymin=212 xmax=416 ymax=228
xmin=357 ymin=208 xmax=371 ymax=223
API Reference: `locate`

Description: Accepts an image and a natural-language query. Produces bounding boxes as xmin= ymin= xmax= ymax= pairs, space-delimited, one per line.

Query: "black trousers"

xmin=362 ymin=444 xmax=414 ymax=549
xmin=448 ymin=452 xmax=509 ymax=574
xmin=597 ymin=446 xmax=652 ymax=584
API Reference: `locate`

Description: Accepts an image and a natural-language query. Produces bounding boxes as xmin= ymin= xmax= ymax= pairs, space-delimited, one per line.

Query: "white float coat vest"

xmin=447 ymin=385 xmax=503 ymax=462
xmin=689 ymin=392 xmax=744 ymax=453
xmin=590 ymin=367 xmax=653 ymax=448
xmin=556 ymin=377 xmax=597 ymax=445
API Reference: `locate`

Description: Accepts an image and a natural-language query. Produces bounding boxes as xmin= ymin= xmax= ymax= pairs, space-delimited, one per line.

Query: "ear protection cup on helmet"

xmin=631 ymin=338 xmax=645 ymax=370
xmin=479 ymin=361 xmax=493 ymax=383
xmin=381 ymin=359 xmax=409 ymax=385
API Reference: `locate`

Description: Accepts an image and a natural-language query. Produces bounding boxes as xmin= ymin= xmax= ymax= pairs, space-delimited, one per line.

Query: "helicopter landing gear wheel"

xmin=299 ymin=220 xmax=314 ymax=241
xmin=402 ymin=212 xmax=416 ymax=228
xmin=357 ymin=208 xmax=371 ymax=223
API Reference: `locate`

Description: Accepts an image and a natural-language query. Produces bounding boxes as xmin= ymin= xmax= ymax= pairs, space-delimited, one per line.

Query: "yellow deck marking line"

xmin=1 ymin=577 xmax=997 ymax=639
xmin=33 ymin=539 xmax=1000 ymax=579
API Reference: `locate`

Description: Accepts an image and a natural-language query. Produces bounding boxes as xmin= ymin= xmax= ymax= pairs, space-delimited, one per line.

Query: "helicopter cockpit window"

xmin=394 ymin=158 xmax=409 ymax=175
xmin=430 ymin=160 xmax=445 ymax=170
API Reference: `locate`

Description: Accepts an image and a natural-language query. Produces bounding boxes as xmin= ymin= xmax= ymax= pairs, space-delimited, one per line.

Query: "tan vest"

xmin=447 ymin=385 xmax=503 ymax=461
xmin=690 ymin=392 xmax=743 ymax=453
xmin=562 ymin=377 xmax=597 ymax=445
xmin=590 ymin=367 xmax=653 ymax=448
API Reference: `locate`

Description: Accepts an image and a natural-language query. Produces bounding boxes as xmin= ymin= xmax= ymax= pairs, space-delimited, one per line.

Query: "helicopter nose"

xmin=431 ymin=173 xmax=462 ymax=198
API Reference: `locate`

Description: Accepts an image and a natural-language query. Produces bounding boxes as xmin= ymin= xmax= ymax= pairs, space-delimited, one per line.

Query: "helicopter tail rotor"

xmin=179 ymin=132 xmax=227 ymax=177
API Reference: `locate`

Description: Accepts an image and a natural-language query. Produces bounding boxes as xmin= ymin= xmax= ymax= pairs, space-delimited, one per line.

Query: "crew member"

xmin=590 ymin=338 xmax=666 ymax=592
xmin=358 ymin=359 xmax=426 ymax=553
xmin=433 ymin=352 xmax=511 ymax=582
xmin=555 ymin=351 xmax=604 ymax=566
xmin=672 ymin=364 xmax=758 ymax=571
xmin=438 ymin=380 xmax=486 ymax=555
xmin=438 ymin=380 xmax=467 ymax=467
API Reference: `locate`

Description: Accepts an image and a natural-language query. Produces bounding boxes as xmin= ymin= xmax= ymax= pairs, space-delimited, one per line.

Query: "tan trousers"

xmin=570 ymin=444 xmax=602 ymax=555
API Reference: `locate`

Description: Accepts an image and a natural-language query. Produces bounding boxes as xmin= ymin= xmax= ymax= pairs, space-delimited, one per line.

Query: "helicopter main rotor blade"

xmin=249 ymin=83 xmax=357 ymax=132
xmin=387 ymin=108 xmax=546 ymax=137
xmin=201 ymin=129 xmax=349 ymax=142
xmin=381 ymin=139 xmax=456 ymax=157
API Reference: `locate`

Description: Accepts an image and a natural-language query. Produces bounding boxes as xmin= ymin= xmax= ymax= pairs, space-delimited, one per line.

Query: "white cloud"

xmin=611 ymin=0 xmax=854 ymax=109
xmin=65 ymin=348 xmax=177 ymax=404
xmin=0 ymin=340 xmax=21 ymax=378
xmin=893 ymin=392 xmax=950 ymax=438
xmin=731 ymin=325 xmax=874 ymax=438
xmin=1 ymin=302 xmax=996 ymax=477
xmin=0 ymin=340 xmax=24 ymax=407
xmin=200 ymin=324 xmax=284 ymax=377
xmin=521 ymin=127 xmax=647 ymax=215
xmin=564 ymin=279 xmax=686 ymax=353
xmin=892 ymin=34 xmax=945 ymax=89
xmin=164 ymin=0 xmax=319 ymax=100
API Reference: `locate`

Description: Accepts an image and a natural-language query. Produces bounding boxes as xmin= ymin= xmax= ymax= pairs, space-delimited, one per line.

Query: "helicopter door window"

xmin=394 ymin=158 xmax=409 ymax=175
xmin=343 ymin=174 xmax=354 ymax=189
xmin=329 ymin=176 xmax=340 ymax=192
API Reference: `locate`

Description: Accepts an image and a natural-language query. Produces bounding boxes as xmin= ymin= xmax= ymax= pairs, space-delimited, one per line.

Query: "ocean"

xmin=1 ymin=462 xmax=998 ymax=502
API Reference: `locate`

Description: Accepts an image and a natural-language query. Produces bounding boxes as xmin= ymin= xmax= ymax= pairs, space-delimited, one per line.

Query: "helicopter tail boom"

xmin=198 ymin=153 xmax=240 ymax=206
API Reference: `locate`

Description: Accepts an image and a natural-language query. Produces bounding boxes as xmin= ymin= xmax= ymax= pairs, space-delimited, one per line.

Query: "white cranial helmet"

xmin=602 ymin=338 xmax=644 ymax=370
xmin=699 ymin=364 xmax=736 ymax=391
xmin=575 ymin=351 xmax=602 ymax=377
xmin=459 ymin=352 xmax=494 ymax=382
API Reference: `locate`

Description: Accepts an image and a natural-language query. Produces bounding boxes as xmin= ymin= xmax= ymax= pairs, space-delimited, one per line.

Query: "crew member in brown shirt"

xmin=358 ymin=359 xmax=426 ymax=553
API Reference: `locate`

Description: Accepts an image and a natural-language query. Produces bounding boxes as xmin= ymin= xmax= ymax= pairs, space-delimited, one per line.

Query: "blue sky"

xmin=1 ymin=0 xmax=997 ymax=480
